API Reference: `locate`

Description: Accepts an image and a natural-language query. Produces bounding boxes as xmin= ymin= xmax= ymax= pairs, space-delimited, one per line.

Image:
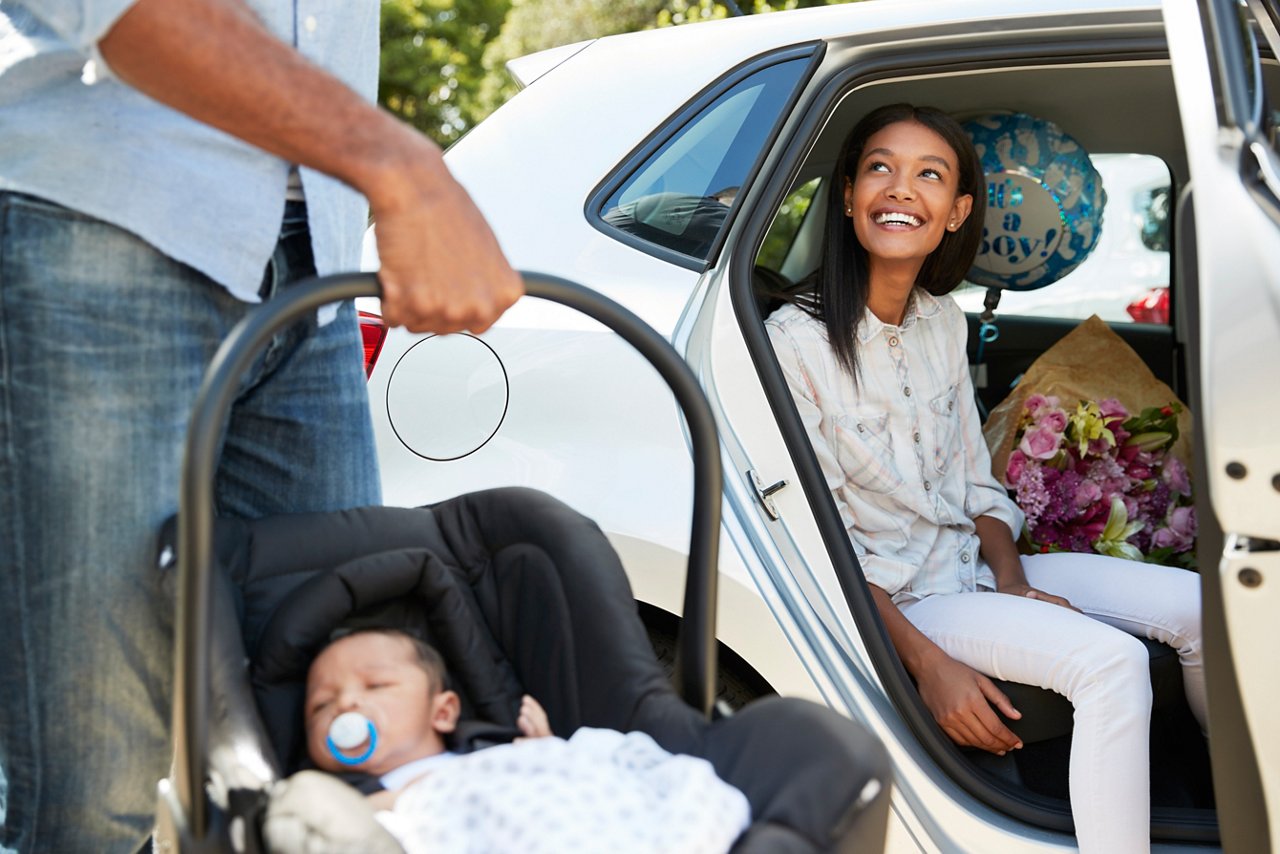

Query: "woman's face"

xmin=844 ymin=119 xmax=973 ymax=268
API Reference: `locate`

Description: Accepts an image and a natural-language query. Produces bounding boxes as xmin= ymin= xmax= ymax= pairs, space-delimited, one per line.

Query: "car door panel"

xmin=1166 ymin=0 xmax=1280 ymax=849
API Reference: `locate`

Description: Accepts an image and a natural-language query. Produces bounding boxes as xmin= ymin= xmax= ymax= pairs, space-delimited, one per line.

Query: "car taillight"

xmin=1125 ymin=287 xmax=1170 ymax=325
xmin=358 ymin=311 xmax=387 ymax=378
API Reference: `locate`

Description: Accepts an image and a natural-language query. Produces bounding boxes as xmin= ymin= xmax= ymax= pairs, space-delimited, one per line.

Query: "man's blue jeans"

xmin=0 ymin=193 xmax=381 ymax=852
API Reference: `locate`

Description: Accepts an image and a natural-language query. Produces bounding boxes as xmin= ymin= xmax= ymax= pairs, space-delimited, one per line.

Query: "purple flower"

xmin=1161 ymin=457 xmax=1191 ymax=496
xmin=1016 ymin=466 xmax=1050 ymax=528
xmin=1075 ymin=479 xmax=1103 ymax=508
xmin=1020 ymin=426 xmax=1063 ymax=461
xmin=1126 ymin=462 xmax=1153 ymax=481
xmin=1152 ymin=505 xmax=1197 ymax=552
xmin=1099 ymin=398 xmax=1128 ymax=418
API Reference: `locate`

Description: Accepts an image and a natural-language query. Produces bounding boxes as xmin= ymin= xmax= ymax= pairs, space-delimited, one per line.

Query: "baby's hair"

xmin=328 ymin=627 xmax=450 ymax=693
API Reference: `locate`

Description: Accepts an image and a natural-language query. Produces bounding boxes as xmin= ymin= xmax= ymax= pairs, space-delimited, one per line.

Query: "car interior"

xmin=737 ymin=39 xmax=1272 ymax=845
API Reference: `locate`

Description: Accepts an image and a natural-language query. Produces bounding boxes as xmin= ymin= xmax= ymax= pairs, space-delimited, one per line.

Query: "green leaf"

xmin=1093 ymin=496 xmax=1144 ymax=561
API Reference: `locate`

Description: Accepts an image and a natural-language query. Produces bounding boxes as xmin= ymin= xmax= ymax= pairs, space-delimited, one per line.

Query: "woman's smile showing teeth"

xmin=873 ymin=210 xmax=923 ymax=228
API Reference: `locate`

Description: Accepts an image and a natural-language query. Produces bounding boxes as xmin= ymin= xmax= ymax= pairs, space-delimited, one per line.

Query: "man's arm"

xmin=98 ymin=0 xmax=522 ymax=333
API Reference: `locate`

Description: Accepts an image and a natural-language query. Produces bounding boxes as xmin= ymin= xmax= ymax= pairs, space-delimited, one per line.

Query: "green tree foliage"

xmin=379 ymin=0 xmax=510 ymax=146
xmin=657 ymin=0 xmax=839 ymax=27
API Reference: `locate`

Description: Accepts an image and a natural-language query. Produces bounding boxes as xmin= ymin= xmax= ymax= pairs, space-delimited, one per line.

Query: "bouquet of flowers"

xmin=1004 ymin=394 xmax=1196 ymax=568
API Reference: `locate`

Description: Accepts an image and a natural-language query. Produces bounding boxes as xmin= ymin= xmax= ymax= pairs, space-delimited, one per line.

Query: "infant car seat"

xmin=153 ymin=273 xmax=893 ymax=854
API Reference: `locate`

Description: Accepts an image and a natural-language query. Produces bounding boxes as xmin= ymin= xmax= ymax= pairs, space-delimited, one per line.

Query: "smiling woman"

xmin=764 ymin=104 xmax=1206 ymax=854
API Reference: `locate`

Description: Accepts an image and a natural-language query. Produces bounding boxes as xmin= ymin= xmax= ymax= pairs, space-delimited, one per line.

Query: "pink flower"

xmin=1038 ymin=409 xmax=1068 ymax=433
xmin=1086 ymin=436 xmax=1114 ymax=459
xmin=1009 ymin=393 xmax=1196 ymax=569
xmin=1152 ymin=505 xmax=1197 ymax=552
xmin=1162 ymin=457 xmax=1191 ymax=496
xmin=1020 ymin=425 xmax=1062 ymax=461
xmin=1005 ymin=450 xmax=1028 ymax=487
xmin=1074 ymin=479 xmax=1103 ymax=508
xmin=1025 ymin=394 xmax=1060 ymax=419
xmin=1126 ymin=462 xmax=1153 ymax=481
xmin=1099 ymin=398 xmax=1128 ymax=418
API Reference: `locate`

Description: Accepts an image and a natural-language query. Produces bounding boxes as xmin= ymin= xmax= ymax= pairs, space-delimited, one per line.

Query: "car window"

xmin=758 ymin=177 xmax=821 ymax=273
xmin=598 ymin=57 xmax=810 ymax=263
xmin=952 ymin=154 xmax=1174 ymax=325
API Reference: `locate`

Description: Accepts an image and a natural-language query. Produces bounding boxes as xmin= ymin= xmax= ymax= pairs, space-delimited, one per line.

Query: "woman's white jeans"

xmin=897 ymin=552 xmax=1205 ymax=854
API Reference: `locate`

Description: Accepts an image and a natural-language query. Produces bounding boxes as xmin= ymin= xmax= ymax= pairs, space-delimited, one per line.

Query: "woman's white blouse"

xmin=766 ymin=291 xmax=1024 ymax=604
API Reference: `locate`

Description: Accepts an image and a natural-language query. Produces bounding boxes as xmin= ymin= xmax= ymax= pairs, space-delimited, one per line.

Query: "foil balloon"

xmin=963 ymin=112 xmax=1107 ymax=290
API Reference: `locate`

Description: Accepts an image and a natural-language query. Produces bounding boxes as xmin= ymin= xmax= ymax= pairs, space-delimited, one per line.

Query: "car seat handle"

xmin=169 ymin=271 xmax=721 ymax=840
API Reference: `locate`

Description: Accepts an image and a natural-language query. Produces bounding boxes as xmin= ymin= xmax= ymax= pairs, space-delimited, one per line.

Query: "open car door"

xmin=1164 ymin=1 xmax=1280 ymax=851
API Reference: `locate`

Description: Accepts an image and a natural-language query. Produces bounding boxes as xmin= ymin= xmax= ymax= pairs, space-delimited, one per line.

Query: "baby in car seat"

xmin=304 ymin=627 xmax=551 ymax=808
xmin=300 ymin=627 xmax=751 ymax=854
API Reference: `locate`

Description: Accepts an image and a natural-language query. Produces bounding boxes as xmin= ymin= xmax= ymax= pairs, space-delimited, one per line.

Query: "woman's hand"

xmin=516 ymin=695 xmax=551 ymax=739
xmin=917 ymin=652 xmax=1024 ymax=755
xmin=998 ymin=582 xmax=1081 ymax=613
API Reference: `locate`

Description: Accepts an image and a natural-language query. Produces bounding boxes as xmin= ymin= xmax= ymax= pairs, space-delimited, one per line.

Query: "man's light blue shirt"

xmin=0 ymin=0 xmax=379 ymax=301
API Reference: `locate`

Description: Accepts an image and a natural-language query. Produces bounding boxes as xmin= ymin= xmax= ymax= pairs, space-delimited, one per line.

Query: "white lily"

xmin=1093 ymin=496 xmax=1144 ymax=561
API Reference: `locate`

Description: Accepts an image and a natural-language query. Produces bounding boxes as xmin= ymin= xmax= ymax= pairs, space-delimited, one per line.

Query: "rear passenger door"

xmin=1165 ymin=1 xmax=1280 ymax=851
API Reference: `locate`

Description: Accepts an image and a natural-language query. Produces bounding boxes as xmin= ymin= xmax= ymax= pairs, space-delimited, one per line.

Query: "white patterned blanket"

xmin=375 ymin=727 xmax=750 ymax=854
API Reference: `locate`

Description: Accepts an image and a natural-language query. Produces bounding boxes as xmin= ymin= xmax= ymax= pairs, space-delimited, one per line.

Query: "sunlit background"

xmin=378 ymin=0 xmax=863 ymax=146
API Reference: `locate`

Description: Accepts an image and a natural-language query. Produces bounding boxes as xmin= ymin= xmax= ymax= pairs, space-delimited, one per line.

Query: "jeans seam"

xmin=0 ymin=196 xmax=41 ymax=847
xmin=1073 ymin=604 xmax=1192 ymax=651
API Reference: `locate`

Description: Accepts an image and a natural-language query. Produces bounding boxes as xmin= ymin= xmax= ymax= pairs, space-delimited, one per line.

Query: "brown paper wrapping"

xmin=983 ymin=315 xmax=1194 ymax=485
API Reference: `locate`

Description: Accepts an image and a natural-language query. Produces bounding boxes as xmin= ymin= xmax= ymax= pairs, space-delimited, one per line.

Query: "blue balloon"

xmin=963 ymin=113 xmax=1107 ymax=290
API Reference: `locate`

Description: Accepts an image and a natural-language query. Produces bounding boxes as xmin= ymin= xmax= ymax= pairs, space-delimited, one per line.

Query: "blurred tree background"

xmin=379 ymin=0 xmax=855 ymax=146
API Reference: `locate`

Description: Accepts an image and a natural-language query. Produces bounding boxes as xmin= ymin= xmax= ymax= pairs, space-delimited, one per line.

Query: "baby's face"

xmin=305 ymin=632 xmax=458 ymax=776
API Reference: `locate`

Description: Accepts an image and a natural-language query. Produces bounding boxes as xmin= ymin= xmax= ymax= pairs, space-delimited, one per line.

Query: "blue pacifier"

xmin=326 ymin=711 xmax=378 ymax=766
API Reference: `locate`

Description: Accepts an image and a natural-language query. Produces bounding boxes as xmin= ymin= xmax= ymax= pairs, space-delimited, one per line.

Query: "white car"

xmin=359 ymin=1 xmax=1280 ymax=851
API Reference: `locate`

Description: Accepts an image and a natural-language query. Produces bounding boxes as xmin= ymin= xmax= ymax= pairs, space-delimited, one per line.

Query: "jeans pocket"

xmin=929 ymin=385 xmax=960 ymax=474
xmin=834 ymin=411 xmax=904 ymax=494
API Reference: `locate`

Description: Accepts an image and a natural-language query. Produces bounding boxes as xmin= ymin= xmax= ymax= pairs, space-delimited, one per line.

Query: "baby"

xmin=304 ymin=627 xmax=549 ymax=807
xmin=302 ymin=627 xmax=750 ymax=853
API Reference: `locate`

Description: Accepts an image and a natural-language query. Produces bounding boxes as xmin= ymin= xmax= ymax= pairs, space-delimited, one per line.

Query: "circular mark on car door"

xmin=385 ymin=333 xmax=509 ymax=461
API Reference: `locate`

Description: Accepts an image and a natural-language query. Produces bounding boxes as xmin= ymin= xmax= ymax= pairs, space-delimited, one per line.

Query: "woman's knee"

xmin=1086 ymin=631 xmax=1153 ymax=708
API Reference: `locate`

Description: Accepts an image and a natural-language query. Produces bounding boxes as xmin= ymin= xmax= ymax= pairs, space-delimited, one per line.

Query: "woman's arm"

xmin=975 ymin=516 xmax=1079 ymax=611
xmin=869 ymin=584 xmax=1023 ymax=754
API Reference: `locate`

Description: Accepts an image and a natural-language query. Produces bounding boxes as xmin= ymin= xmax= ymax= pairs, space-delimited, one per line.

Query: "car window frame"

xmin=585 ymin=44 xmax=824 ymax=273
xmin=1201 ymin=0 xmax=1280 ymax=224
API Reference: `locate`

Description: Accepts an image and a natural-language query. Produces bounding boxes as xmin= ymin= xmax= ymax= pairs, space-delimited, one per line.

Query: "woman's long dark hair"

xmin=788 ymin=103 xmax=985 ymax=379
